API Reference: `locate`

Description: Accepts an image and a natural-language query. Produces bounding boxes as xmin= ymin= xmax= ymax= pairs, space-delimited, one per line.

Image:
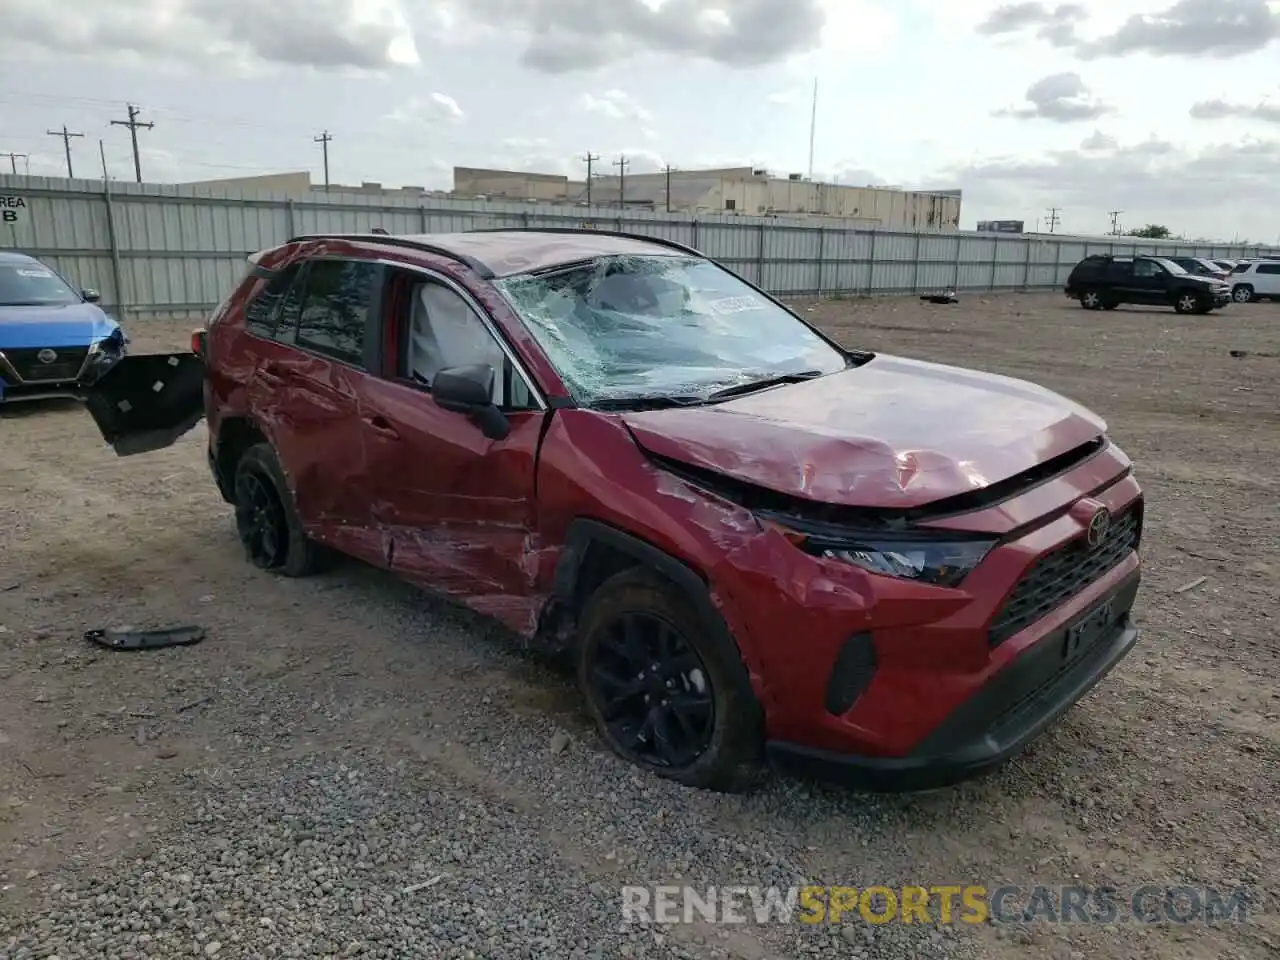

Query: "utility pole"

xmin=99 ymin=140 xmax=109 ymax=180
xmin=1107 ymin=210 xmax=1123 ymax=235
xmin=47 ymin=125 xmax=85 ymax=178
xmin=663 ymin=164 xmax=676 ymax=213
xmin=580 ymin=152 xmax=599 ymax=205
xmin=110 ymin=104 xmax=154 ymax=183
xmin=0 ymin=152 xmax=28 ymax=174
xmin=1045 ymin=207 xmax=1061 ymax=233
xmin=314 ymin=131 xmax=333 ymax=190
xmin=613 ymin=154 xmax=630 ymax=207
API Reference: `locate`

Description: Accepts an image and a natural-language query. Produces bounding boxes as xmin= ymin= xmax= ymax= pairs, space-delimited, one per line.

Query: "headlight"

xmin=78 ymin=330 xmax=126 ymax=384
xmin=761 ymin=513 xmax=996 ymax=587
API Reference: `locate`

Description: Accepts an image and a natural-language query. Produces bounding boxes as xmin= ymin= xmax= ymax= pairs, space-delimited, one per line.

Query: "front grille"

xmin=988 ymin=503 xmax=1141 ymax=647
xmin=1 ymin=346 xmax=89 ymax=383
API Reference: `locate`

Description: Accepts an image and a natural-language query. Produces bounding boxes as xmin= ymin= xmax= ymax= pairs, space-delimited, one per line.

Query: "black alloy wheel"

xmin=586 ymin=610 xmax=715 ymax=769
xmin=234 ymin=468 xmax=289 ymax=569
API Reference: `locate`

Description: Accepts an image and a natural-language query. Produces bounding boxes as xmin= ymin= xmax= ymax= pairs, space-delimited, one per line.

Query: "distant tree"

xmin=1128 ymin=224 xmax=1172 ymax=239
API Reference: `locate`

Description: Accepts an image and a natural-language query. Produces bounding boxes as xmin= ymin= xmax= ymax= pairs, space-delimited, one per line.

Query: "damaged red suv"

xmin=82 ymin=229 xmax=1143 ymax=792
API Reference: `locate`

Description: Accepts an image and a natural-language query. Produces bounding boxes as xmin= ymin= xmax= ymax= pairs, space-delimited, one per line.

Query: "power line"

xmin=314 ymin=131 xmax=333 ymax=190
xmin=613 ymin=154 xmax=630 ymax=207
xmin=1108 ymin=210 xmax=1123 ymax=235
xmin=110 ymin=104 xmax=154 ymax=183
xmin=0 ymin=152 xmax=29 ymax=175
xmin=47 ymin=125 xmax=85 ymax=178
xmin=580 ymin=152 xmax=600 ymax=206
xmin=1045 ymin=207 xmax=1061 ymax=233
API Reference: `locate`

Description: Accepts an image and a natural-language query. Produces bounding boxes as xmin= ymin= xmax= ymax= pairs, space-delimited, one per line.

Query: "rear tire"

xmin=232 ymin=443 xmax=332 ymax=578
xmin=576 ymin=568 xmax=764 ymax=792
xmin=1080 ymin=288 xmax=1104 ymax=310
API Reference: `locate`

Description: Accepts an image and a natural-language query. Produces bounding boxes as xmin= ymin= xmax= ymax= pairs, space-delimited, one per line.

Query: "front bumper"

xmin=765 ymin=571 xmax=1140 ymax=792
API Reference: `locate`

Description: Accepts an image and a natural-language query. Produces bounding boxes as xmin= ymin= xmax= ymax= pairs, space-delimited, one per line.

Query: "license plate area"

xmin=1061 ymin=598 xmax=1114 ymax=662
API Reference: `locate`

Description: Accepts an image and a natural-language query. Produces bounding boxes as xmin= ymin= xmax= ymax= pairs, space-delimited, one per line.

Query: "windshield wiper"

xmin=706 ymin=370 xmax=823 ymax=401
xmin=590 ymin=395 xmax=706 ymax=411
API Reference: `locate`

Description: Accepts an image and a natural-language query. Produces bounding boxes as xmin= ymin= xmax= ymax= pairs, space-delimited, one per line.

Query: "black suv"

xmin=1064 ymin=255 xmax=1231 ymax=314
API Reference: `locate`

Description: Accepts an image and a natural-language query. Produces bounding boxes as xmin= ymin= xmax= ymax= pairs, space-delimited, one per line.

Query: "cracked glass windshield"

xmin=495 ymin=254 xmax=848 ymax=404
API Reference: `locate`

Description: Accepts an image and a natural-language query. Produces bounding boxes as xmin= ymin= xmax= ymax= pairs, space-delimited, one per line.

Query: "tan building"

xmin=447 ymin=165 xmax=960 ymax=230
xmin=580 ymin=167 xmax=961 ymax=230
xmin=452 ymin=167 xmax=576 ymax=202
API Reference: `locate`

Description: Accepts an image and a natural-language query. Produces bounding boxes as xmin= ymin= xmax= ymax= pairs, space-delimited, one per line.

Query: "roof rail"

xmin=463 ymin=226 xmax=705 ymax=258
xmin=287 ymin=233 xmax=494 ymax=278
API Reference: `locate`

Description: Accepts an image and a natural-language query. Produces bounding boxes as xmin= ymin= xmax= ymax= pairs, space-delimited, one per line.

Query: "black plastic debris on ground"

xmin=84 ymin=626 xmax=205 ymax=651
xmin=921 ymin=292 xmax=959 ymax=304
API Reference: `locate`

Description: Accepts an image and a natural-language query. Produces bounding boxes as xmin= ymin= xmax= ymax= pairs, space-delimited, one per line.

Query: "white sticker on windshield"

xmin=709 ymin=295 xmax=764 ymax=314
xmin=16 ymin=268 xmax=53 ymax=278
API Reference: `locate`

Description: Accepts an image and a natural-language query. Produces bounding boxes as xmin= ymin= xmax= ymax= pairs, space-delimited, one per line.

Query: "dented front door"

xmin=81 ymin=352 xmax=206 ymax=456
xmin=358 ymin=374 xmax=546 ymax=633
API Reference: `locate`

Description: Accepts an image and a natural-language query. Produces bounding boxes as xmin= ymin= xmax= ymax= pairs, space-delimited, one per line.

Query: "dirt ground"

xmin=1 ymin=291 xmax=1277 ymax=959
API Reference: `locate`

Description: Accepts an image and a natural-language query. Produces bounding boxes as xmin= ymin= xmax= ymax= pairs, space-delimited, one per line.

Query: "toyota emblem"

xmin=1086 ymin=507 xmax=1111 ymax=549
xmin=37 ymin=348 xmax=57 ymax=364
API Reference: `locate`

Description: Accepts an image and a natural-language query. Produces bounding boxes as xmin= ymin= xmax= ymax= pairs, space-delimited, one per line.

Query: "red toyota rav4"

xmin=80 ymin=229 xmax=1143 ymax=792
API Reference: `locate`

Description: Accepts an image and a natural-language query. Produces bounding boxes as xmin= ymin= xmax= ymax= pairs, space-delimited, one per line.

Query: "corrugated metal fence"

xmin=2 ymin=174 xmax=1276 ymax=322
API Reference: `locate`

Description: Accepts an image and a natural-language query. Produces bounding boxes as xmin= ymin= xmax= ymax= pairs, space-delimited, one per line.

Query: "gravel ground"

xmin=1 ymin=292 xmax=1277 ymax=959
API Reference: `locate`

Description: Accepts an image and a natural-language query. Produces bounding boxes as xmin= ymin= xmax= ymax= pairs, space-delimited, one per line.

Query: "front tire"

xmin=1232 ymin=284 xmax=1255 ymax=303
xmin=232 ymin=443 xmax=331 ymax=577
xmin=576 ymin=568 xmax=763 ymax=791
xmin=1174 ymin=291 xmax=1202 ymax=314
xmin=1080 ymin=288 xmax=1103 ymax=310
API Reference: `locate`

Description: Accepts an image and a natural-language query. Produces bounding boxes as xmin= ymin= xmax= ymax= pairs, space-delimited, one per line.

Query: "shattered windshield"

xmin=0 ymin=262 xmax=82 ymax=306
xmin=494 ymin=255 xmax=848 ymax=404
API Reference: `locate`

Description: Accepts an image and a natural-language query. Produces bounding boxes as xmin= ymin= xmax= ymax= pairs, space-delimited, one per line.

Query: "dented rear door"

xmin=81 ymin=352 xmax=206 ymax=456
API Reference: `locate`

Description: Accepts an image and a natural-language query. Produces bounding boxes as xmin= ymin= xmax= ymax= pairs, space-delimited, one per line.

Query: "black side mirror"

xmin=432 ymin=364 xmax=509 ymax=440
xmin=82 ymin=288 xmax=101 ymax=303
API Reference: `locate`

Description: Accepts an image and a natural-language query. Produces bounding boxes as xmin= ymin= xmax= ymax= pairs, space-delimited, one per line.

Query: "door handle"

xmin=363 ymin=415 xmax=399 ymax=439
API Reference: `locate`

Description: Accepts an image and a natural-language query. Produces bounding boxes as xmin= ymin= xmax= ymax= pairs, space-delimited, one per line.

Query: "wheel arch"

xmin=213 ymin=416 xmax=270 ymax=503
xmin=543 ymin=518 xmax=763 ymax=695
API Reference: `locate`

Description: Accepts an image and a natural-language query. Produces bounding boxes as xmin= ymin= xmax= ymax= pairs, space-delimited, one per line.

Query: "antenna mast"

xmin=807 ymin=77 xmax=818 ymax=180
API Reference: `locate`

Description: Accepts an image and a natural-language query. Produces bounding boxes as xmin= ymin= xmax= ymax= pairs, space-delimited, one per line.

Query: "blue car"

xmin=0 ymin=251 xmax=127 ymax=403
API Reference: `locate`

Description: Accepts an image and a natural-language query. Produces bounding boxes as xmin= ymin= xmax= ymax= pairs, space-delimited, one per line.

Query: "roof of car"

xmin=292 ymin=229 xmax=699 ymax=279
xmin=0 ymin=251 xmax=40 ymax=265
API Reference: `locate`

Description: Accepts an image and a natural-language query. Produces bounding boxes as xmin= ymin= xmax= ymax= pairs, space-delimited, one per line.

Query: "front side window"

xmin=404 ymin=280 xmax=534 ymax=409
xmin=1255 ymin=263 xmax=1280 ymax=274
xmin=0 ymin=261 xmax=81 ymax=306
xmin=494 ymin=255 xmax=847 ymax=404
xmin=294 ymin=259 xmax=378 ymax=366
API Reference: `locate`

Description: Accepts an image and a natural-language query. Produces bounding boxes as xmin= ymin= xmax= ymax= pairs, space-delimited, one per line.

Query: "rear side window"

xmin=244 ymin=264 xmax=301 ymax=338
xmin=293 ymin=259 xmax=379 ymax=367
xmin=1105 ymin=260 xmax=1133 ymax=281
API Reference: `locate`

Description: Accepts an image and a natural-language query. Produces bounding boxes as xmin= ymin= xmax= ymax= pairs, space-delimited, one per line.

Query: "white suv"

xmin=1228 ymin=260 xmax=1280 ymax=302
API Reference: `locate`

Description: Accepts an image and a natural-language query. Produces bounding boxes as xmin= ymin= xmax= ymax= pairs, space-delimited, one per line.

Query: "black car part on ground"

xmin=85 ymin=626 xmax=205 ymax=651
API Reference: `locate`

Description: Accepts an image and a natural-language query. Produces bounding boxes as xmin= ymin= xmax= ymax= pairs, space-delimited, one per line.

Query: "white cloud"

xmin=385 ymin=93 xmax=466 ymax=124
xmin=578 ymin=89 xmax=653 ymax=122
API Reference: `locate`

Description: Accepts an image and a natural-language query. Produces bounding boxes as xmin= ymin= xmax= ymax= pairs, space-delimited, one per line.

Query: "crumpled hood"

xmin=621 ymin=354 xmax=1108 ymax=509
xmin=0 ymin=302 xmax=119 ymax=348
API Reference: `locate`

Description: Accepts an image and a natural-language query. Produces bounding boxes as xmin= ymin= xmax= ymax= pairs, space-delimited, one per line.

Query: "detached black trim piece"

xmin=85 ymin=626 xmax=205 ymax=651
xmin=767 ymin=571 xmax=1141 ymax=793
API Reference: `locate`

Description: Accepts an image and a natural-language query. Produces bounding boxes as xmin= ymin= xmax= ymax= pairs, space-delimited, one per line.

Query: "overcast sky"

xmin=1 ymin=0 xmax=1278 ymax=241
